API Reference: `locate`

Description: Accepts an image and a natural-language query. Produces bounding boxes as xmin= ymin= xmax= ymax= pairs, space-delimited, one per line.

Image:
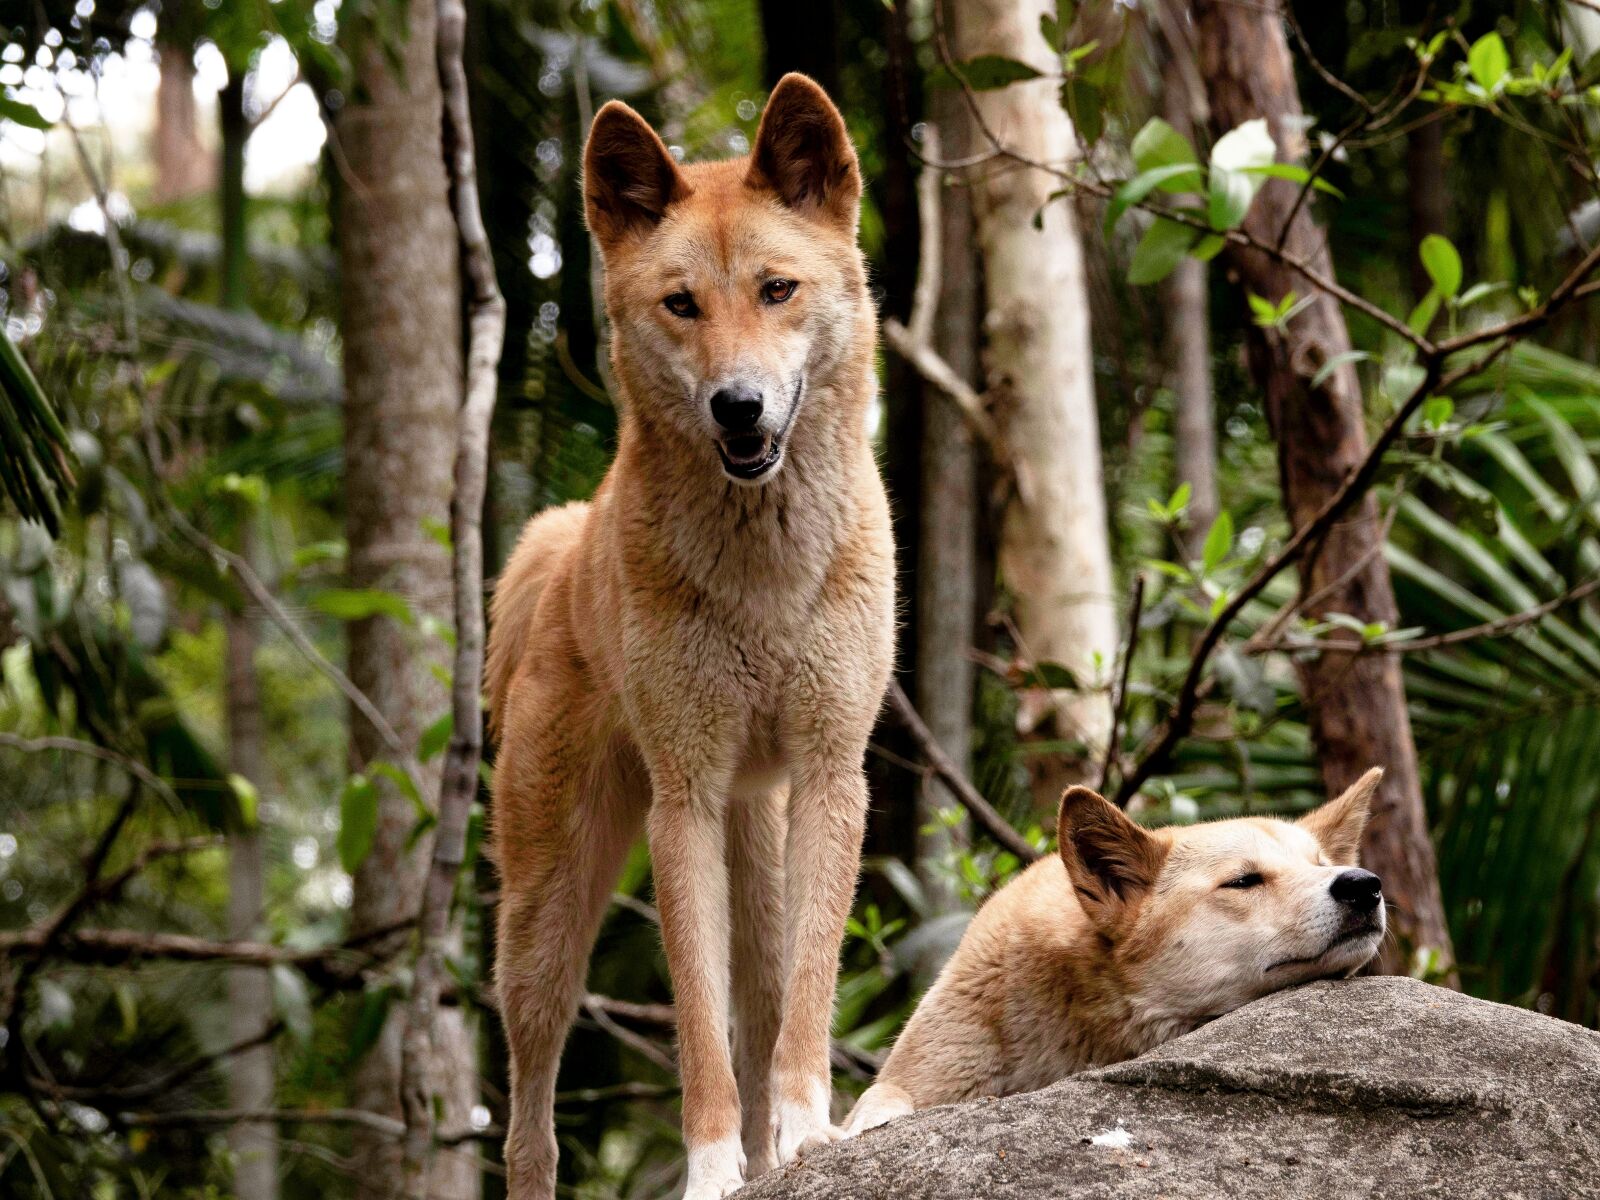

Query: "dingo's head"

xmin=583 ymin=74 xmax=870 ymax=485
xmin=1058 ymin=768 xmax=1387 ymax=1021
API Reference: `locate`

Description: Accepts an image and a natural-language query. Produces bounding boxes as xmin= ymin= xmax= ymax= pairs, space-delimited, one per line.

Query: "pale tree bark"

xmin=224 ymin=543 xmax=277 ymax=1200
xmin=153 ymin=43 xmax=212 ymax=205
xmin=954 ymin=0 xmax=1118 ymax=753
xmin=336 ymin=2 xmax=479 ymax=1195
xmin=915 ymin=84 xmax=979 ymax=914
xmin=1161 ymin=42 xmax=1218 ymax=560
xmin=1189 ymin=0 xmax=1453 ymax=975
xmin=219 ymin=73 xmax=277 ymax=1200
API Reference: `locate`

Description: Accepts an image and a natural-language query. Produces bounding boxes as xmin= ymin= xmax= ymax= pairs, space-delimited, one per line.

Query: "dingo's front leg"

xmin=648 ymin=763 xmax=744 ymax=1200
xmin=770 ymin=755 xmax=869 ymax=1163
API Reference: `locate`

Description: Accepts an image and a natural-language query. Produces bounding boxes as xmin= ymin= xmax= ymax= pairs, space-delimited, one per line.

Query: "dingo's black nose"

xmin=711 ymin=386 xmax=764 ymax=433
xmin=1330 ymin=868 xmax=1382 ymax=912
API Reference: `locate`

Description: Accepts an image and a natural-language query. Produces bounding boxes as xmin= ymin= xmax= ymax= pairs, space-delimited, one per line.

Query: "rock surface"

xmin=740 ymin=977 xmax=1600 ymax=1199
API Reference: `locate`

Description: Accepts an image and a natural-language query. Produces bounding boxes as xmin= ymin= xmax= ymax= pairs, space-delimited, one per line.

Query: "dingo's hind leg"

xmin=496 ymin=731 xmax=644 ymax=1200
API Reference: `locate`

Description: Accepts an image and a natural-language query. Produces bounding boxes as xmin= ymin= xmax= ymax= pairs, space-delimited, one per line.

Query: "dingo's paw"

xmin=774 ymin=1095 xmax=840 ymax=1164
xmin=683 ymin=1136 xmax=744 ymax=1200
xmin=842 ymin=1083 xmax=914 ymax=1137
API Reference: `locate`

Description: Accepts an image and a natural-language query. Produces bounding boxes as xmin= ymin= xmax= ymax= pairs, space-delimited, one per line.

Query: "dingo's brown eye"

xmin=762 ymin=279 xmax=796 ymax=304
xmin=1221 ymin=872 xmax=1265 ymax=890
xmin=664 ymin=292 xmax=699 ymax=318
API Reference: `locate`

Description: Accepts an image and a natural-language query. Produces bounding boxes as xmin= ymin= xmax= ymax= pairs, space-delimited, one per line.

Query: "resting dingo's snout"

xmin=583 ymin=74 xmax=863 ymax=486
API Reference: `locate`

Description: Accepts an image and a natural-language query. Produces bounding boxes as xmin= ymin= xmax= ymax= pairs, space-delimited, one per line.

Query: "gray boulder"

xmin=742 ymin=977 xmax=1600 ymax=1199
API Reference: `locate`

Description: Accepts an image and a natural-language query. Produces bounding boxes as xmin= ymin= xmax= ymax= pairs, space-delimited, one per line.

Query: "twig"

xmin=884 ymin=681 xmax=1040 ymax=863
xmin=0 ymin=733 xmax=180 ymax=809
xmin=0 ymin=923 xmax=409 ymax=990
xmin=398 ymin=0 xmax=507 ymax=1189
xmin=1099 ymin=574 xmax=1145 ymax=793
xmin=880 ymin=124 xmax=1007 ymax=464
xmin=1259 ymin=576 xmax=1600 ymax=656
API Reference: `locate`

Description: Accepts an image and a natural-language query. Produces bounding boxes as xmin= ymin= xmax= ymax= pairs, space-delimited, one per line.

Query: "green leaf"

xmin=1191 ymin=233 xmax=1226 ymax=261
xmin=1423 ymin=396 xmax=1455 ymax=429
xmin=1468 ymin=32 xmax=1509 ymax=92
xmin=1238 ymin=162 xmax=1345 ymax=199
xmin=1130 ymin=117 xmax=1197 ymax=177
xmin=1128 ymin=218 xmax=1198 ymax=285
xmin=312 ymin=587 xmax=415 ymax=625
xmin=1201 ymin=510 xmax=1234 ymax=573
xmin=1168 ymin=480 xmax=1193 ymax=517
xmin=1241 ymin=294 xmax=1280 ymax=326
xmin=1104 ymin=163 xmax=1205 ymax=234
xmin=419 ymin=712 xmax=453 ymax=762
xmin=1312 ymin=349 xmax=1370 ymax=388
xmin=338 ymin=774 xmax=379 ymax=874
xmin=1207 ymin=166 xmax=1254 ymax=230
xmin=371 ymin=760 xmax=431 ymax=822
xmin=1408 ymin=289 xmax=1443 ymax=336
xmin=228 ymin=773 xmax=259 ymax=829
xmin=0 ymin=95 xmax=53 ymax=130
xmin=1029 ymin=661 xmax=1081 ymax=691
xmin=930 ymin=55 xmax=1043 ymax=91
xmin=1063 ymin=78 xmax=1103 ymax=145
xmin=347 ymin=984 xmax=399 ymax=1065
xmin=1459 ymin=281 xmax=1509 ymax=308
xmin=1419 ymin=234 xmax=1462 ymax=298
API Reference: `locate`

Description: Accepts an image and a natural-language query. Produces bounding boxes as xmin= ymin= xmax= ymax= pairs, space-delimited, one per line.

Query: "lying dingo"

xmin=847 ymin=769 xmax=1387 ymax=1132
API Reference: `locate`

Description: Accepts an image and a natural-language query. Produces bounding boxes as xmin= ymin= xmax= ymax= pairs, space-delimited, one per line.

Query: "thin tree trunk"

xmin=153 ymin=43 xmax=212 ymax=205
xmin=1162 ymin=48 xmax=1217 ymax=560
xmin=336 ymin=3 xmax=479 ymax=1195
xmin=956 ymin=0 xmax=1118 ymax=754
xmin=219 ymin=74 xmax=277 ymax=1200
xmin=1190 ymin=0 xmax=1453 ymax=976
xmin=914 ymin=77 xmax=979 ymax=915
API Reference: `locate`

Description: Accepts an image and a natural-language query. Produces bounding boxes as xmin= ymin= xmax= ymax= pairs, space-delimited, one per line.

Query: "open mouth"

xmin=716 ymin=433 xmax=782 ymax=480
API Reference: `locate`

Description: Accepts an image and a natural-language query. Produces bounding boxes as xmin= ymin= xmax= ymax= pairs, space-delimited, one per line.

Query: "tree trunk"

xmin=224 ymin=536 xmax=277 ymax=1200
xmin=153 ymin=43 xmax=212 ymax=205
xmin=1162 ymin=48 xmax=1218 ymax=561
xmin=956 ymin=0 xmax=1117 ymax=754
xmin=913 ymin=67 xmax=980 ymax=915
xmin=336 ymin=3 xmax=479 ymax=1195
xmin=219 ymin=73 xmax=278 ymax=1200
xmin=1190 ymin=0 xmax=1453 ymax=976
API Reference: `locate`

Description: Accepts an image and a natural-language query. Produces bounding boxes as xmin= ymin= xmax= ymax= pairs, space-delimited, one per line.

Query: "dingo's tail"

xmin=485 ymin=501 xmax=588 ymax=738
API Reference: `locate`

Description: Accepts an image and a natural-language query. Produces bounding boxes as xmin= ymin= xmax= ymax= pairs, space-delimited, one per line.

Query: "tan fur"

xmin=846 ymin=769 xmax=1387 ymax=1133
xmin=488 ymin=76 xmax=894 ymax=1200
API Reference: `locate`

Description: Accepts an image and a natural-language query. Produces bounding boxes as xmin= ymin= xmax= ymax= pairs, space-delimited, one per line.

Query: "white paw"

xmin=774 ymin=1093 xmax=840 ymax=1165
xmin=683 ymin=1134 xmax=744 ymax=1200
xmin=843 ymin=1084 xmax=913 ymax=1137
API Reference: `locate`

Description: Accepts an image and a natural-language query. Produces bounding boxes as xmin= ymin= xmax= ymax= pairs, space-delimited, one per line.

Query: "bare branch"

xmin=884 ymin=681 xmax=1040 ymax=863
xmin=0 ymin=733 xmax=180 ymax=809
xmin=1099 ymin=574 xmax=1146 ymax=793
xmin=880 ymin=123 xmax=1008 ymax=465
xmin=398 ymin=0 xmax=508 ymax=1188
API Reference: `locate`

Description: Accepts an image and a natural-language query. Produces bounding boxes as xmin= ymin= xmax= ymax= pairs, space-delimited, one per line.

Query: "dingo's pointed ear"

xmin=1058 ymin=786 xmax=1166 ymax=922
xmin=1300 ymin=767 xmax=1383 ymax=866
xmin=584 ymin=101 xmax=690 ymax=250
xmin=746 ymin=73 xmax=861 ymax=229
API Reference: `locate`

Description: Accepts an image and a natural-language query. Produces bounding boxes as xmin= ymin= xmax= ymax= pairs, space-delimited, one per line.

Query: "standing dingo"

xmin=485 ymin=75 xmax=894 ymax=1200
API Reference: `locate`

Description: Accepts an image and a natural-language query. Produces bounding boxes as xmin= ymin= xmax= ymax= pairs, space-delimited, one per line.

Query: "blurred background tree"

xmin=0 ymin=0 xmax=1598 ymax=1197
